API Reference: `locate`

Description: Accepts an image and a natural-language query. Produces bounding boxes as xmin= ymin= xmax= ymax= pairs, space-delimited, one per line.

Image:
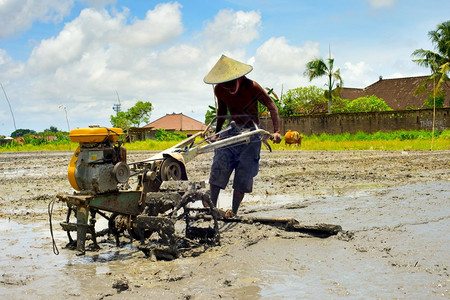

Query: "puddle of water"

xmin=0 ymin=218 xmax=70 ymax=296
xmin=95 ymin=265 xmax=110 ymax=275
xmin=0 ymin=169 xmax=47 ymax=178
xmin=216 ymin=191 xmax=309 ymax=211
xmin=0 ymin=217 xmax=140 ymax=298
xmin=259 ymin=269 xmax=308 ymax=298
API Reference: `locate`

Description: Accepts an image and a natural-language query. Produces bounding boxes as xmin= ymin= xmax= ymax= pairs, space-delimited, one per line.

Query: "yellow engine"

xmin=68 ymin=126 xmax=129 ymax=194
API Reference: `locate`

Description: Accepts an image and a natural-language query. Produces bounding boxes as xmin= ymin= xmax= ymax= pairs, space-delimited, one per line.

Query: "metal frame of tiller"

xmin=57 ymin=119 xmax=272 ymax=258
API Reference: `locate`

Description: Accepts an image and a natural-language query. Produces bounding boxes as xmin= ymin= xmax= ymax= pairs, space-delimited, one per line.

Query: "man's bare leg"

xmin=210 ymin=184 xmax=221 ymax=207
xmin=232 ymin=190 xmax=245 ymax=214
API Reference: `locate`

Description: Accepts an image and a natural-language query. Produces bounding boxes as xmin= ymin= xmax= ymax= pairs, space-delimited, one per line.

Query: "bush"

xmin=154 ymin=129 xmax=187 ymax=141
xmin=424 ymin=94 xmax=445 ymax=109
xmin=348 ymin=95 xmax=393 ymax=112
xmin=11 ymin=129 xmax=37 ymax=138
xmin=330 ymin=97 xmax=349 ymax=113
xmin=282 ymin=86 xmax=328 ymax=115
xmin=331 ymin=95 xmax=392 ymax=113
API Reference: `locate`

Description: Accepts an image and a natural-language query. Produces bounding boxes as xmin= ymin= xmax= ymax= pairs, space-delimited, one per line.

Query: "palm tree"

xmin=304 ymin=51 xmax=343 ymax=113
xmin=411 ymin=20 xmax=450 ymax=99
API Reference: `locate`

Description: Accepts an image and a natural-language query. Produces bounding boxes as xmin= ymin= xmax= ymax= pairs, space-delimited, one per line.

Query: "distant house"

xmin=339 ymin=76 xmax=450 ymax=110
xmin=129 ymin=113 xmax=207 ymax=141
xmin=0 ymin=137 xmax=13 ymax=146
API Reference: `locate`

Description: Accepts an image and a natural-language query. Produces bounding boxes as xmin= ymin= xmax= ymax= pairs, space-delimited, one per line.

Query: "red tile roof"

xmin=339 ymin=76 xmax=450 ymax=109
xmin=143 ymin=113 xmax=207 ymax=131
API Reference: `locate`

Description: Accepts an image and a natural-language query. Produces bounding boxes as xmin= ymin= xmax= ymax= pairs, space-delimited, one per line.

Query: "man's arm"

xmin=266 ymin=101 xmax=281 ymax=134
xmin=254 ymin=82 xmax=282 ymax=143
xmin=267 ymin=103 xmax=282 ymax=143
xmin=215 ymin=98 xmax=227 ymax=133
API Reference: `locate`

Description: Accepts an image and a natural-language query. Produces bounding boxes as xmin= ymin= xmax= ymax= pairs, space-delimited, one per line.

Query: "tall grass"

xmin=124 ymin=139 xmax=179 ymax=151
xmin=270 ymin=129 xmax=450 ymax=151
xmin=0 ymin=140 xmax=179 ymax=152
xmin=1 ymin=129 xmax=449 ymax=152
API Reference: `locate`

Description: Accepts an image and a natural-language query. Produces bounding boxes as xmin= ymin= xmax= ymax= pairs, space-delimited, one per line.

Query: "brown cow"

xmin=284 ymin=130 xmax=302 ymax=147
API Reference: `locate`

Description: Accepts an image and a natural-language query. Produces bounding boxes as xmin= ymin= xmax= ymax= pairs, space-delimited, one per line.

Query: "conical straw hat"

xmin=204 ymin=55 xmax=253 ymax=84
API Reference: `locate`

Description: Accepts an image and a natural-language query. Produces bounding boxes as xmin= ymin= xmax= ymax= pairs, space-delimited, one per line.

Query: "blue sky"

xmin=0 ymin=0 xmax=448 ymax=136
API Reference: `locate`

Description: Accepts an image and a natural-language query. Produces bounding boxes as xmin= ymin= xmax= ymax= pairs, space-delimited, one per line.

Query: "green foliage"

xmin=204 ymin=105 xmax=230 ymax=128
xmin=110 ymin=100 xmax=153 ymax=130
xmin=278 ymin=96 xmax=295 ymax=117
xmin=424 ymin=91 xmax=445 ymax=108
xmin=154 ymin=129 xmax=187 ymax=141
xmin=346 ymin=95 xmax=393 ymax=112
xmin=2 ymin=130 xmax=70 ymax=150
xmin=440 ymin=129 xmax=450 ymax=139
xmin=304 ymin=54 xmax=343 ymax=113
xmin=123 ymin=139 xmax=179 ymax=151
xmin=48 ymin=131 xmax=70 ymax=144
xmin=110 ymin=111 xmax=132 ymax=130
xmin=330 ymin=95 xmax=392 ymax=113
xmin=10 ymin=128 xmax=37 ymax=138
xmin=204 ymin=105 xmax=216 ymax=125
xmin=282 ymin=86 xmax=327 ymax=115
xmin=128 ymin=101 xmax=153 ymax=127
xmin=412 ymin=20 xmax=450 ymax=100
xmin=329 ymin=97 xmax=349 ymax=113
xmin=258 ymin=88 xmax=284 ymax=117
xmin=44 ymin=126 xmax=59 ymax=133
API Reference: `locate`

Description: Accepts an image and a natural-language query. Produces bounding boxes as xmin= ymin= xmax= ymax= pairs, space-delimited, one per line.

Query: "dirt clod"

xmin=112 ymin=277 xmax=129 ymax=292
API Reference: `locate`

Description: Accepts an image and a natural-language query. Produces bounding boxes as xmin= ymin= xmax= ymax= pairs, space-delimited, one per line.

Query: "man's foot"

xmin=217 ymin=208 xmax=236 ymax=219
xmin=224 ymin=209 xmax=236 ymax=218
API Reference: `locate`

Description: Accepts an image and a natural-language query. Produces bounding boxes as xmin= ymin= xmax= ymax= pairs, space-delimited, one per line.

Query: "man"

xmin=203 ymin=55 xmax=282 ymax=215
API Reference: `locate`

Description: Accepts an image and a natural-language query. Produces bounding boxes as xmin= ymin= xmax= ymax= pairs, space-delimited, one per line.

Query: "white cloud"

xmin=80 ymin=0 xmax=117 ymax=8
xmin=342 ymin=61 xmax=375 ymax=87
xmin=26 ymin=3 xmax=185 ymax=89
xmin=203 ymin=9 xmax=261 ymax=51
xmin=0 ymin=0 xmax=74 ymax=39
xmin=0 ymin=49 xmax=24 ymax=79
xmin=250 ymin=37 xmax=320 ymax=93
xmin=254 ymin=37 xmax=319 ymax=74
xmin=27 ymin=2 xmax=184 ymax=73
xmin=119 ymin=2 xmax=183 ymax=47
xmin=368 ymin=0 xmax=396 ymax=9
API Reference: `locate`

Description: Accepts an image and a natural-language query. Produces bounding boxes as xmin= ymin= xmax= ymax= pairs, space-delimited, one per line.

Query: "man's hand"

xmin=208 ymin=133 xmax=221 ymax=143
xmin=272 ymin=132 xmax=282 ymax=144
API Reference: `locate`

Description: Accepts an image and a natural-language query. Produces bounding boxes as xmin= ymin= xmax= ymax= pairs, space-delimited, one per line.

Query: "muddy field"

xmin=0 ymin=150 xmax=449 ymax=299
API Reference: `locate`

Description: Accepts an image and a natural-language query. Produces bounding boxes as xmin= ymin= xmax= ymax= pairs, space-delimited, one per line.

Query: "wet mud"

xmin=0 ymin=150 xmax=449 ymax=299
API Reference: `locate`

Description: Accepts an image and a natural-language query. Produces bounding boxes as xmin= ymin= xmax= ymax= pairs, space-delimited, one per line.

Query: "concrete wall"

xmin=260 ymin=108 xmax=450 ymax=135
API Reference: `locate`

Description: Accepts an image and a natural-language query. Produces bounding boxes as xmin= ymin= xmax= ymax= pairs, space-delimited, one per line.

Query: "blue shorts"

xmin=209 ymin=129 xmax=261 ymax=193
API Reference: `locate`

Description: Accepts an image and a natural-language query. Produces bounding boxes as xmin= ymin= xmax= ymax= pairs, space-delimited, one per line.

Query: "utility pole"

xmin=1 ymin=82 xmax=17 ymax=132
xmin=113 ymin=90 xmax=121 ymax=115
xmin=58 ymin=105 xmax=70 ymax=132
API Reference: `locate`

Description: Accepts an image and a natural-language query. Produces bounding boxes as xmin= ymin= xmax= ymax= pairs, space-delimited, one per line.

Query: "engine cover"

xmin=67 ymin=127 xmax=129 ymax=194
